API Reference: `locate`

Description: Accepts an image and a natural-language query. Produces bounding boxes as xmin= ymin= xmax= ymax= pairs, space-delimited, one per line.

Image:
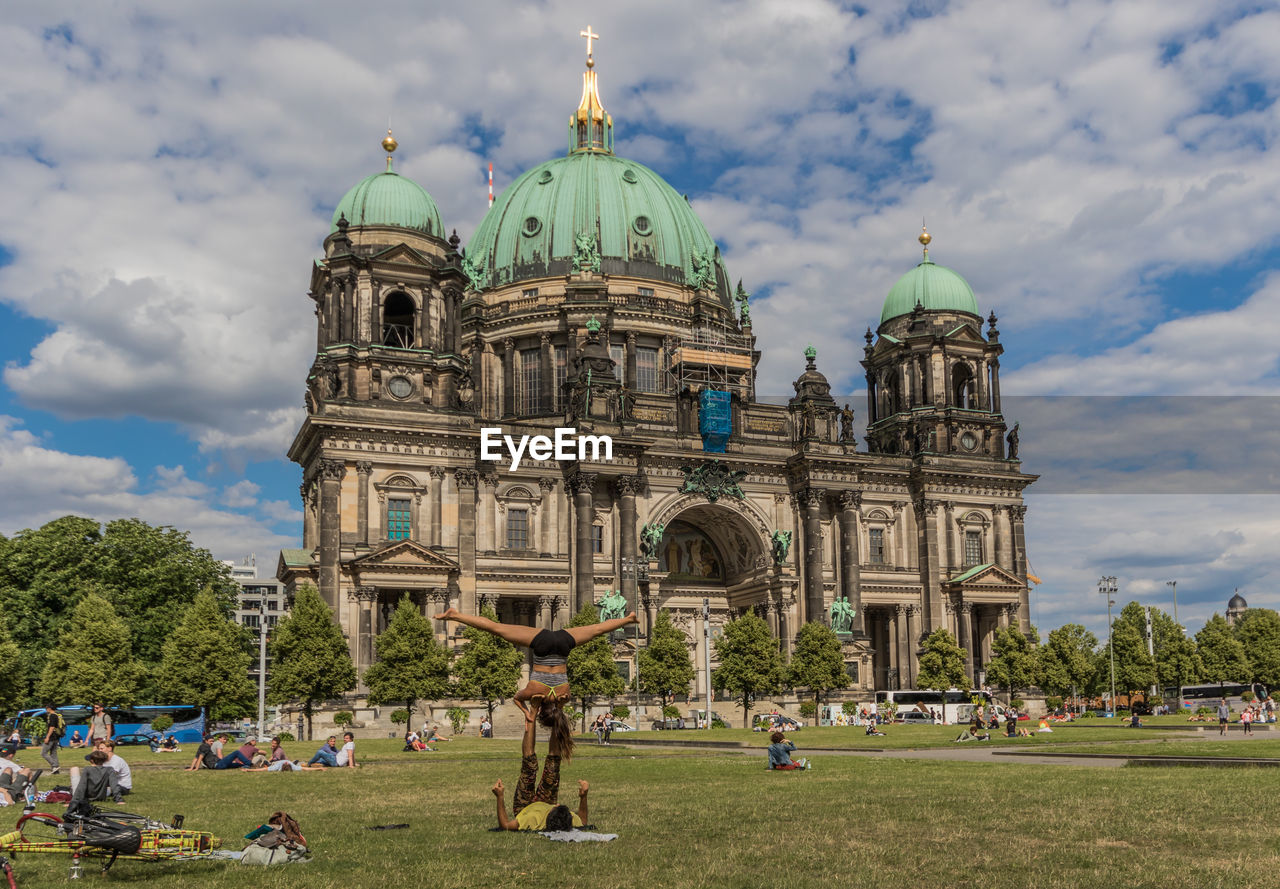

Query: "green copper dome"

xmin=464 ymin=152 xmax=730 ymax=302
xmin=331 ymin=170 xmax=443 ymax=237
xmin=880 ymin=257 xmax=980 ymax=325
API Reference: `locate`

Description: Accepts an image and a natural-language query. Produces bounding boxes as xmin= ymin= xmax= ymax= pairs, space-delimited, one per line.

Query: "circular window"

xmin=960 ymin=431 xmax=978 ymax=451
xmin=387 ymin=375 xmax=413 ymax=399
xmin=538 ymin=169 xmax=554 ymax=184
xmin=621 ymin=168 xmax=639 ymax=184
xmin=522 ymin=216 xmax=542 ymax=237
xmin=632 ymin=215 xmax=652 ymax=236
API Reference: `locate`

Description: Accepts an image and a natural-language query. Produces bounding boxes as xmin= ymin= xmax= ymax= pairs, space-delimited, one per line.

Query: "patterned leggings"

xmin=512 ymin=753 xmax=561 ymax=814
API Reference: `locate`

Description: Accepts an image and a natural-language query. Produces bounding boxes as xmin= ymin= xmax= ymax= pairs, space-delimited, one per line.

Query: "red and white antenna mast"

xmin=488 ymin=162 xmax=494 ymax=208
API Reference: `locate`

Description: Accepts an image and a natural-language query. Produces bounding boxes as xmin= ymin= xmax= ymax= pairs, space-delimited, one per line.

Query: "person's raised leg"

xmin=432 ymin=608 xmax=541 ymax=648
xmin=512 ymin=700 xmax=540 ymax=816
xmin=565 ymin=612 xmax=639 ymax=645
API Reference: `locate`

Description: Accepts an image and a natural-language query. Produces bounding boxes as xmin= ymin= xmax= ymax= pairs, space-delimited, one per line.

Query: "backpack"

xmin=53 ymin=713 xmax=66 ymax=738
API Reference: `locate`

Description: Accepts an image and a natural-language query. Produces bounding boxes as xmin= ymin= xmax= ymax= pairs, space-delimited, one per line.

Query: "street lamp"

xmin=1166 ymin=580 xmax=1183 ymax=710
xmin=620 ymin=556 xmax=641 ymax=729
xmin=1098 ymin=576 xmax=1118 ymax=715
xmin=257 ymin=602 xmax=268 ymax=741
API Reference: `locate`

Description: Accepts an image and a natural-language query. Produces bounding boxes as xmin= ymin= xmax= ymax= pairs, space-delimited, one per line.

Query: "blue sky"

xmin=2 ymin=0 xmax=1279 ymax=638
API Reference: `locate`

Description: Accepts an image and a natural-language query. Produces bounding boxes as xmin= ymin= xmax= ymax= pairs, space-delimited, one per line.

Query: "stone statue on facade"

xmin=770 ymin=529 xmax=792 ymax=567
xmin=839 ymin=403 xmax=854 ymax=443
xmin=1006 ymin=422 xmax=1020 ymax=459
xmin=735 ymin=279 xmax=751 ymax=325
xmin=639 ymin=522 xmax=666 ymax=560
xmin=829 ymin=596 xmax=856 ymax=634
xmin=689 ymin=249 xmax=713 ymax=291
xmin=572 ymin=231 xmax=601 ymax=274
xmin=598 ymin=588 xmax=627 ymax=621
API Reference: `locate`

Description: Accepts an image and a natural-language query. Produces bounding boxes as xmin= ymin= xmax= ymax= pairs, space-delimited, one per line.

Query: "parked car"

xmin=650 ymin=717 xmax=686 ymax=730
xmin=895 ymin=711 xmax=938 ymax=725
xmin=752 ymin=713 xmax=802 ymax=732
xmin=112 ymin=732 xmax=161 ymax=747
xmin=604 ymin=719 xmax=634 ymax=732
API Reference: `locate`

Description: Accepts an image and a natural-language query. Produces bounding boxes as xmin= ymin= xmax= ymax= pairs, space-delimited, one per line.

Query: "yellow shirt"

xmin=514 ymin=802 xmax=583 ymax=831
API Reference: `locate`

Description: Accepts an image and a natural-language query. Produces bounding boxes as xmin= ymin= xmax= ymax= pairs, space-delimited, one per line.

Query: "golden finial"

xmin=580 ymin=25 xmax=599 ymax=68
xmin=919 ymin=221 xmax=931 ymax=259
xmin=382 ymin=127 xmax=398 ymax=171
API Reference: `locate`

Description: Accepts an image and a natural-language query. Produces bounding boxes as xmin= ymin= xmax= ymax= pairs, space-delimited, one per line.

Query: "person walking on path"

xmin=40 ymin=704 xmax=63 ymax=774
xmin=1241 ymin=707 xmax=1253 ymax=736
xmin=87 ymin=704 xmax=114 ymax=745
xmin=1217 ymin=699 xmax=1231 ymax=736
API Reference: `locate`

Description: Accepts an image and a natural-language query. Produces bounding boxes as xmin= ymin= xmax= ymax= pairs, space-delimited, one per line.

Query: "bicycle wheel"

xmin=16 ymin=812 xmax=66 ymax=842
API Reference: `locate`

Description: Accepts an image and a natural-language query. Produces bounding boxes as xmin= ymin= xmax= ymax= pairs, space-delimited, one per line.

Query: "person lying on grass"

xmin=240 ymin=760 xmax=329 ymax=772
xmin=491 ymin=699 xmax=589 ymax=832
xmin=767 ymin=731 xmax=809 ymax=770
xmin=435 ymin=606 xmax=636 ymax=757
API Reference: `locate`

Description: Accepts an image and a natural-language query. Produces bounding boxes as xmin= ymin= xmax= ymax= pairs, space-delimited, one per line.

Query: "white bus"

xmin=874 ymin=689 xmax=1005 ymax=725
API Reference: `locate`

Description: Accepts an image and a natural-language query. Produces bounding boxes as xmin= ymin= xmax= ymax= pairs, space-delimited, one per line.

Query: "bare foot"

xmin=625 ymin=611 xmax=639 ymax=625
xmin=434 ymin=607 xmax=461 ymax=621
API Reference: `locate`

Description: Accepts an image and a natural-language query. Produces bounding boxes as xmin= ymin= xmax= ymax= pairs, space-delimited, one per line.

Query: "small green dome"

xmin=880 ymin=258 xmax=980 ymax=325
xmin=465 ymin=152 xmax=729 ymax=302
xmin=331 ymin=170 xmax=443 ymax=237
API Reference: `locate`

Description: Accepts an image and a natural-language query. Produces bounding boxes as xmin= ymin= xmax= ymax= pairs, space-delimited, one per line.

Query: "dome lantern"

xmin=329 ymin=130 xmax=443 ymax=237
xmin=569 ymin=24 xmax=613 ymax=154
xmin=878 ymin=229 xmax=980 ymax=326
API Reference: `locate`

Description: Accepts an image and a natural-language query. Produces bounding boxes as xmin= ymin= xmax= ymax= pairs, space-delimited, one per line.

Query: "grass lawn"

xmin=5 ymin=737 xmax=1280 ymax=888
xmin=618 ymin=723 xmax=1187 ymax=749
xmin=1065 ymin=738 xmax=1280 ymax=758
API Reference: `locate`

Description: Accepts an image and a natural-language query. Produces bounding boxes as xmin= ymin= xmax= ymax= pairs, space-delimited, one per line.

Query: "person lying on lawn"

xmin=491 ymin=699 xmax=589 ymax=832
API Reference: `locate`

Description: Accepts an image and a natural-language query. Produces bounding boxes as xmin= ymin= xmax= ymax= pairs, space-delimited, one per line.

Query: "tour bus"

xmin=874 ymin=689 xmax=1005 ymax=725
xmin=1175 ymin=683 xmax=1263 ymax=710
xmin=5 ymin=705 xmax=205 ymax=746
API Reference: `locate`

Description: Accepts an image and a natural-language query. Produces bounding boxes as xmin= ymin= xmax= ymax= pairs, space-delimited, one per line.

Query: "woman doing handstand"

xmin=434 ymin=606 xmax=638 ymax=758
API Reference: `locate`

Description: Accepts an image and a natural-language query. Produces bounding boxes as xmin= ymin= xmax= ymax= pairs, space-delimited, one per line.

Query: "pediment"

xmin=370 ymin=244 xmax=434 ymax=267
xmin=946 ymin=562 xmax=1023 ymax=588
xmin=350 ymin=539 xmax=459 ymax=571
xmin=943 ymin=323 xmax=987 ymax=344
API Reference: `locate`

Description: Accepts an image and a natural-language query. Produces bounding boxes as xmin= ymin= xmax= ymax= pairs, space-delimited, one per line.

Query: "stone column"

xmin=894 ymin=604 xmax=910 ymax=689
xmin=906 ymin=604 xmax=920 ymax=685
xmin=427 ymin=467 xmax=444 ymax=547
xmin=455 ymin=469 xmax=478 ymax=613
xmin=553 ymin=595 xmax=569 ymax=631
xmin=799 ymin=489 xmax=825 ymax=626
xmin=354 ymin=462 xmax=372 ymax=546
xmin=914 ymin=498 xmax=943 ymax=634
xmin=538 ymin=595 xmax=554 ymax=630
xmin=1010 ymin=505 xmax=1031 ymax=634
xmin=502 ymin=338 xmax=515 ymax=417
xmin=355 ymin=586 xmax=377 ymax=675
xmin=943 ymin=501 xmax=956 ymax=574
xmin=837 ymin=492 xmax=864 ymax=635
xmin=317 ymin=460 xmax=346 ymax=610
xmin=625 ymin=331 xmax=637 ymax=390
xmin=539 ymin=332 xmax=553 ymax=413
xmin=958 ymin=601 xmax=975 ymax=684
xmin=429 ymin=588 xmax=450 ymax=640
xmin=614 ymin=476 xmax=641 ymax=609
xmin=569 ymin=472 xmax=597 ymax=612
xmin=893 ymin=500 xmax=909 ymax=568
xmin=976 ymin=358 xmax=988 ymax=411
xmin=992 ymin=505 xmax=1007 ymax=570
xmin=998 ymin=604 xmax=1011 ymax=629
xmin=479 ymin=473 xmax=499 ymax=554
xmin=990 ymin=359 xmax=1002 ymax=414
xmin=538 ymin=478 xmax=557 ymax=555
xmin=301 ymin=481 xmax=317 ymax=551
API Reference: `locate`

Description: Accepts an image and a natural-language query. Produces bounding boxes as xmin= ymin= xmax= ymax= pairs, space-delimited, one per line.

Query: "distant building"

xmin=1226 ymin=590 xmax=1248 ymax=627
xmin=223 ymin=557 xmax=289 ymax=686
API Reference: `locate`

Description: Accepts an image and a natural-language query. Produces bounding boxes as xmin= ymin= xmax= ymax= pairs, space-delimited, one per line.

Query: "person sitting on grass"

xmin=67 ymin=730 xmax=87 ymax=749
xmin=954 ymin=726 xmax=990 ymax=742
xmin=422 ymin=723 xmax=451 ymax=744
xmin=865 ymin=721 xmax=885 ymax=737
xmin=159 ymin=735 xmax=180 ymax=752
xmin=214 ymin=736 xmax=260 ymax=770
xmin=767 ymin=731 xmax=809 ymax=770
xmin=491 ymin=699 xmax=589 ymax=832
xmin=0 ymin=759 xmax=38 ymax=807
xmin=335 ymin=732 xmax=357 ymax=768
xmin=306 ymin=736 xmax=339 ymax=768
xmin=185 ymin=734 xmax=220 ymax=771
xmin=70 ymin=750 xmax=122 ymax=804
xmin=101 ymin=739 xmax=133 ymax=795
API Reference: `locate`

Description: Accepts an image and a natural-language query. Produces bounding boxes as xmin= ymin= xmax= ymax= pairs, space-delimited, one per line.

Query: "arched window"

xmin=382 ymin=292 xmax=416 ymax=349
xmin=952 ymin=363 xmax=975 ymax=408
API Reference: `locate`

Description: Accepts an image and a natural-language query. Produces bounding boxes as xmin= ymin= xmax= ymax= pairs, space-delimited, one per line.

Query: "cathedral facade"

xmin=278 ymin=44 xmax=1037 ymax=699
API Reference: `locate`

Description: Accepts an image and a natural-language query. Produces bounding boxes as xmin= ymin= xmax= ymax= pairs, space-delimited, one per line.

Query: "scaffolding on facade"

xmin=668 ymin=321 xmax=755 ymax=398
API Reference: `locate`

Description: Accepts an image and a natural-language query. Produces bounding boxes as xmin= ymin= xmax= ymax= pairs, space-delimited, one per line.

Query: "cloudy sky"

xmin=1 ymin=0 xmax=1278 ymax=640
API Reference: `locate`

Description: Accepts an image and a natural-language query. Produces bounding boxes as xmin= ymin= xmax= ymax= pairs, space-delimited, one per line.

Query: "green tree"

xmin=984 ymin=625 xmax=1038 ymax=699
xmin=1196 ymin=614 xmax=1251 ymax=689
xmin=157 ymin=589 xmax=255 ymax=724
xmin=787 ymin=622 xmax=849 ymax=708
xmin=1234 ymin=609 xmax=1280 ymax=689
xmin=915 ymin=629 xmax=967 ymax=694
xmin=1035 ymin=624 xmax=1098 ymax=708
xmin=637 ymin=610 xmax=695 ymax=709
xmin=1106 ymin=603 xmax=1157 ymax=696
xmin=38 ymin=593 xmax=143 ymax=706
xmin=267 ymin=585 xmax=357 ymax=739
xmin=451 ymin=605 xmax=522 ymax=724
xmin=566 ymin=605 xmax=626 ymax=730
xmin=0 ymin=516 xmax=238 ymax=697
xmin=363 ymin=597 xmax=450 ymax=728
xmin=711 ymin=610 xmax=785 ymax=728
xmin=0 ymin=619 xmax=22 ymax=717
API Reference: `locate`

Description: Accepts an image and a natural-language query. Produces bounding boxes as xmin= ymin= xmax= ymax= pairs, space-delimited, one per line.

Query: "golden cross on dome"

xmin=580 ymin=25 xmax=599 ymax=65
